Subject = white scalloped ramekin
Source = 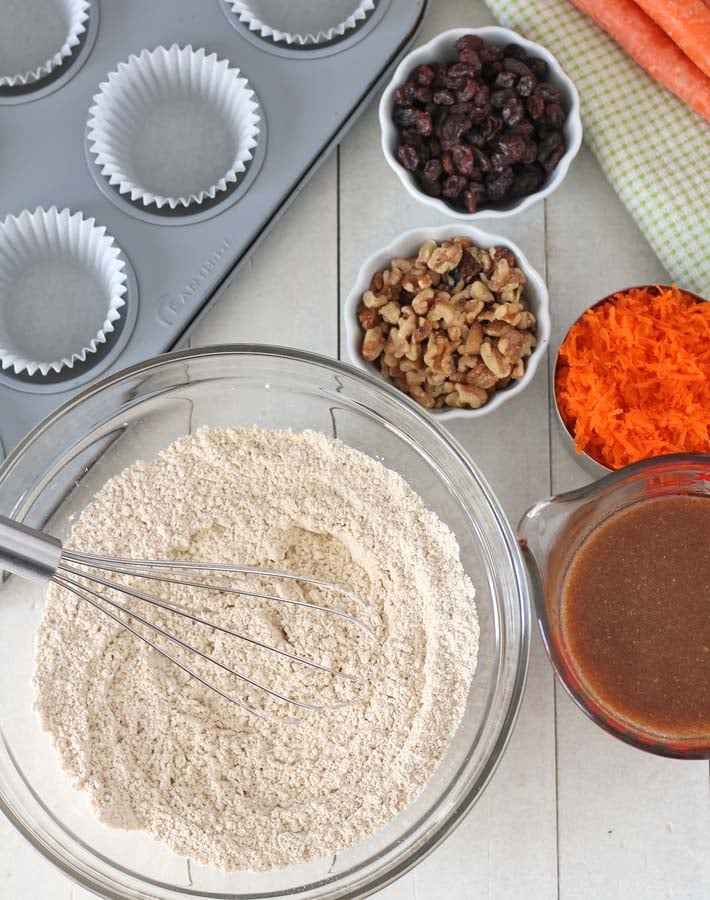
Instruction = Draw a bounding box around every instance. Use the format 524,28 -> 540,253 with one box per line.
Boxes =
228,0 -> 375,46
379,26 -> 582,220
343,224 -> 550,420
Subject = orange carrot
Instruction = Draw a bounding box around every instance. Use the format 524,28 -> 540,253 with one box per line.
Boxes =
556,286 -> 710,470
568,0 -> 710,122
634,0 -> 710,79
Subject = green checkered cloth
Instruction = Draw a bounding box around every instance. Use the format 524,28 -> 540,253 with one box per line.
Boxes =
484,0 -> 710,296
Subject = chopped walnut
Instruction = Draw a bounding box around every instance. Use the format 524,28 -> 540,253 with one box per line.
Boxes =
380,301 -> 401,325
362,327 -> 385,361
358,303 -> 381,331
358,239 -> 537,410
427,241 -> 463,274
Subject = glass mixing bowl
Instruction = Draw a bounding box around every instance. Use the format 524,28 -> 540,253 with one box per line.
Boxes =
0,346 -> 529,900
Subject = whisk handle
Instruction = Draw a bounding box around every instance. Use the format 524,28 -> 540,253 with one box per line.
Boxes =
0,516 -> 62,584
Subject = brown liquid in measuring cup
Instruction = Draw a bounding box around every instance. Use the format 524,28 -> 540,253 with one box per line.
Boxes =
561,495 -> 710,739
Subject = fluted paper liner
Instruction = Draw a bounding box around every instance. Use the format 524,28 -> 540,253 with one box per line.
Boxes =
228,0 -> 376,46
0,0 -> 90,88
87,45 -> 260,210
0,208 -> 127,377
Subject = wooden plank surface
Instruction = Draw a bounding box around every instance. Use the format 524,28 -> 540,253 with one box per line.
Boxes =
1,1 -> 708,897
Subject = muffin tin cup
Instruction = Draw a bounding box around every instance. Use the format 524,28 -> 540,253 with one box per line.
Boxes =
0,207 -> 127,377
0,0 -> 90,88
87,45 -> 260,210
228,0 -> 376,46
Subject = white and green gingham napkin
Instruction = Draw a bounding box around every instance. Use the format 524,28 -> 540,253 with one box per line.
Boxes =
484,0 -> 710,296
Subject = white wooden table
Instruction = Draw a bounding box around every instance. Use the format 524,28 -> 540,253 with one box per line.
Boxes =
2,2 -> 709,897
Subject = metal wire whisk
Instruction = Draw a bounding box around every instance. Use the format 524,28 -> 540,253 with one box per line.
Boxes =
0,515 -> 375,720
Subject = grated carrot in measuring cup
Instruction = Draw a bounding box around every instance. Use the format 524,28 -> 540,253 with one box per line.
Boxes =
555,285 -> 710,469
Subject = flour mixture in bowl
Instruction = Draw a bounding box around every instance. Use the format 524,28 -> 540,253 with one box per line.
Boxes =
33,427 -> 479,871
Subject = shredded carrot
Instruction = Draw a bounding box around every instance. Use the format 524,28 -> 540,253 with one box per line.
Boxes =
556,285 -> 710,469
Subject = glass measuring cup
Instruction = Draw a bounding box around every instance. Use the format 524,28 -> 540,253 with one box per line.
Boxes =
518,453 -> 710,759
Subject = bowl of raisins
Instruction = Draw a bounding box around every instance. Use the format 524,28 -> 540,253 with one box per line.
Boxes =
380,27 -> 582,218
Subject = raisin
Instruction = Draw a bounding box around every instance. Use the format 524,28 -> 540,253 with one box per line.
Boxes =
456,79 -> 479,102
454,34 -> 485,52
465,128 -> 486,148
473,84 -> 490,106
485,167 -> 514,200
503,57 -> 533,78
526,94 -> 545,120
536,81 -> 562,102
522,137 -> 538,164
440,113 -> 471,144
544,102 -> 565,128
537,129 -> 563,162
442,174 -> 467,199
428,138 -> 442,157
414,111 -> 433,136
448,62 -> 479,81
394,83 -> 416,106
414,86 -> 433,104
400,128 -> 424,147
433,89 -> 455,106
458,48 -> 482,69
503,43 -> 527,60
412,64 -> 436,86
393,107 -> 419,128
507,120 -> 535,136
491,88 -> 514,109
494,71 -> 517,90
527,57 -> 548,79
516,74 -> 537,97
501,96 -> 524,126
423,158 -> 443,181
452,144 -> 475,175
511,169 -> 543,197
441,149 -> 456,175
482,62 -> 503,82
420,178 -> 442,197
469,102 -> 492,124
496,133 -> 526,162
479,45 -> 503,64
480,114 -> 502,142
463,182 -> 487,213
472,147 -> 492,172
490,149 -> 514,170
449,101 -> 475,116
542,143 -> 565,173
397,144 -> 420,172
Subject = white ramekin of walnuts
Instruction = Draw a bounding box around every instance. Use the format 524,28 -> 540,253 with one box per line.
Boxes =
343,225 -> 550,418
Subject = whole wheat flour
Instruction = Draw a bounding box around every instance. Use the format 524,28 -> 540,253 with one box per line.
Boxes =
33,427 -> 479,871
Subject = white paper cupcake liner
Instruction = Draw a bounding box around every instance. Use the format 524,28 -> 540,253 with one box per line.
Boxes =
0,0 -> 90,88
87,45 -> 260,210
229,0 -> 376,46
0,207 -> 127,377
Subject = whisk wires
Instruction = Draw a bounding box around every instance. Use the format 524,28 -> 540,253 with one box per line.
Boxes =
53,552 -> 376,722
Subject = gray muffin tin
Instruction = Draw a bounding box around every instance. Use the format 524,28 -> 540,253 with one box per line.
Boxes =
0,0 -> 428,461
